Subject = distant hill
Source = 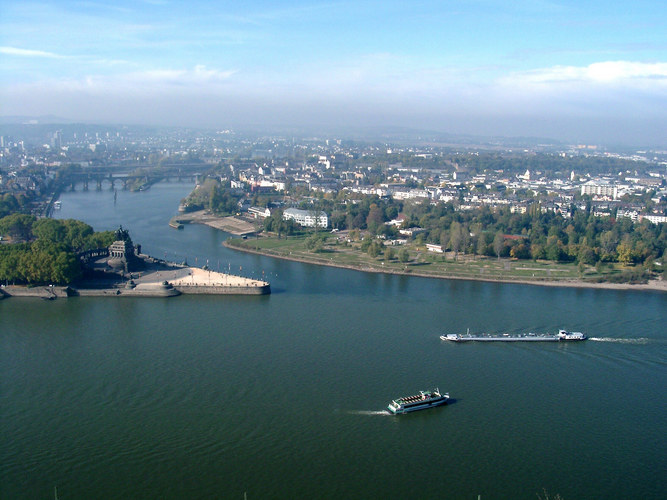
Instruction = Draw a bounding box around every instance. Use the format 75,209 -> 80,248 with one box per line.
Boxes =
0,117 -> 564,150
0,115 -> 77,125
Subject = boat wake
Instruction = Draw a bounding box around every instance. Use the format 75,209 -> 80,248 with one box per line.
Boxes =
589,337 -> 651,344
348,410 -> 391,416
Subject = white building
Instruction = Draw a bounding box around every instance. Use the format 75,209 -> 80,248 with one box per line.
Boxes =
399,227 -> 427,237
248,206 -> 271,219
391,188 -> 430,200
581,183 -> 618,200
618,209 -> 639,221
640,214 -> 667,224
283,208 -> 328,228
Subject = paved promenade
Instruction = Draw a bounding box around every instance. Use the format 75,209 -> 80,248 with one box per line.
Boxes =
135,266 -> 268,288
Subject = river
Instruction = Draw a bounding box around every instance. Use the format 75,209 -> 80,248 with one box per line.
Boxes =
1,181 -> 665,499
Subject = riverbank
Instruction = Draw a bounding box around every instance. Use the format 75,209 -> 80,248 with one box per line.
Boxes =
170,210 -> 257,235
225,237 -> 667,293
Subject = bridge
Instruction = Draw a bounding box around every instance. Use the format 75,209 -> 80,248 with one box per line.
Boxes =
59,163 -> 205,192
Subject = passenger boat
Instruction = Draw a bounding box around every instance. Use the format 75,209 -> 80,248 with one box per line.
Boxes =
387,388 -> 449,414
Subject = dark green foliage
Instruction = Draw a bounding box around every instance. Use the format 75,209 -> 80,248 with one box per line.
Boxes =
0,216 -> 116,285
209,184 -> 242,214
304,233 -> 326,252
263,210 -> 297,237
0,213 -> 36,240
0,193 -> 28,218
590,268 -> 651,284
182,178 -> 242,215
367,239 -> 383,258
308,196 -> 665,265
0,240 -> 82,285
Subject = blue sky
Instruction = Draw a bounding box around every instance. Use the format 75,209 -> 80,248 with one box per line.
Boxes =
1,0 -> 665,145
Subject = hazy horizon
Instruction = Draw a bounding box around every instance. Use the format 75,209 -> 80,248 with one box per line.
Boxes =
1,1 -> 665,147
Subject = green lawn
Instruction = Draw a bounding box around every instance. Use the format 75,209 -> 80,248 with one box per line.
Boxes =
226,234 -> 620,283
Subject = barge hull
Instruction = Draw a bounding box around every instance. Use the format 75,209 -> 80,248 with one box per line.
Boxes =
441,330 -> 587,342
453,336 -> 559,342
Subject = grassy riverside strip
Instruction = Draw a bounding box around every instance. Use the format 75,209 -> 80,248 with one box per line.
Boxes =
225,233 -> 667,292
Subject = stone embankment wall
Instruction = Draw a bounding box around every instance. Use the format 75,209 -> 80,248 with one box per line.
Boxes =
73,287 -> 181,298
1,283 -> 270,298
1,285 -> 70,298
175,284 -> 270,295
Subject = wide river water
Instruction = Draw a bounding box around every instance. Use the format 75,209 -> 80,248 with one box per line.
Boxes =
2,181 -> 666,499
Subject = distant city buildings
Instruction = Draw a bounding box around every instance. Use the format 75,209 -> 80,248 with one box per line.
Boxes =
0,123 -> 665,224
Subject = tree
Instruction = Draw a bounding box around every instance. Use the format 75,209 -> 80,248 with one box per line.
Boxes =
493,231 -> 504,260
366,203 -> 385,234
367,240 -> 382,258
616,240 -> 634,265
578,260 -> 586,276
439,230 -> 448,248
0,193 -> 21,218
599,230 -> 618,261
0,214 -> 36,241
305,234 -> 324,252
595,260 -> 604,274
385,205 -> 398,221
32,218 -> 67,243
62,219 -> 95,250
643,255 -> 655,272
398,248 -> 409,263
530,242 -> 545,260
578,245 -> 597,265
509,243 -> 530,260
545,235 -> 560,261
476,234 -> 487,258
449,222 -> 463,261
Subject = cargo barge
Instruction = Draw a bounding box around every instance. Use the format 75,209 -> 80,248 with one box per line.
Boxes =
440,329 -> 587,342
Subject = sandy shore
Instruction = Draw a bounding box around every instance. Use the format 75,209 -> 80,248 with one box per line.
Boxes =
225,241 -> 667,293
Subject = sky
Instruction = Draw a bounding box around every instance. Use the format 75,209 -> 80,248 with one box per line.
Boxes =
0,0 -> 665,146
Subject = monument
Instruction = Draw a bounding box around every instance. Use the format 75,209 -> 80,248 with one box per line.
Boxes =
107,226 -> 142,274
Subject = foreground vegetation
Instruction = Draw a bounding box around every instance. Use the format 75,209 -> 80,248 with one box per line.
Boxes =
0,215 -> 116,285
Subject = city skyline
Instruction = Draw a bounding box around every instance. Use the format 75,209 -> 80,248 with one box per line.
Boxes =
1,0 -> 665,146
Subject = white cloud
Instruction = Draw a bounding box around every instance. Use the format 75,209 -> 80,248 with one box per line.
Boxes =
118,65 -> 237,88
503,61 -> 667,86
0,46 -> 66,58
6,65 -> 238,95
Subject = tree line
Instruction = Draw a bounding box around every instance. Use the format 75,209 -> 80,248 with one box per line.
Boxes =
0,215 -> 116,285
0,192 -> 33,219
181,178 -> 243,215
286,196 -> 666,267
